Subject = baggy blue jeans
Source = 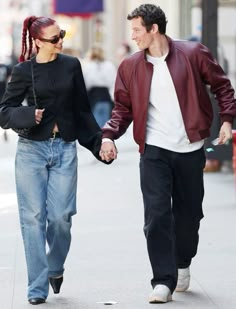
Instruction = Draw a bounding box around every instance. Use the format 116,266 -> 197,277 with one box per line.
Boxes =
15,137 -> 78,300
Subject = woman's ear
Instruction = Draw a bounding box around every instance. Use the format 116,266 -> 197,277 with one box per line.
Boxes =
35,39 -> 41,49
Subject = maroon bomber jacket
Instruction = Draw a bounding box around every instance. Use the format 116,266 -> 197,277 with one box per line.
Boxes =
102,36 -> 236,153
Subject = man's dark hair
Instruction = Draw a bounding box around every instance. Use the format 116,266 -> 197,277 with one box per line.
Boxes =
127,4 -> 168,34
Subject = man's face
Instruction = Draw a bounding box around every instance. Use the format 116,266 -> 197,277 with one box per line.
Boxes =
130,17 -> 153,50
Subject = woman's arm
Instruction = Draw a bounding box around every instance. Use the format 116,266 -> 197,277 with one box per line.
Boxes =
0,64 -> 36,129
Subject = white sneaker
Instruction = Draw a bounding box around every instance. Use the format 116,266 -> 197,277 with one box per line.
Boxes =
149,284 -> 172,303
175,267 -> 190,292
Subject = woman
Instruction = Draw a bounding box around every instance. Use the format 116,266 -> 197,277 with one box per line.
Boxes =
0,16 -> 106,305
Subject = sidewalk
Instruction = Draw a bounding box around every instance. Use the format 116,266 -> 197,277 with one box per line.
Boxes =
0,130 -> 236,308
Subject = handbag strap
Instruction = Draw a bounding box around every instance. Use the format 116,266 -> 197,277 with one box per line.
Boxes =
30,59 -> 37,107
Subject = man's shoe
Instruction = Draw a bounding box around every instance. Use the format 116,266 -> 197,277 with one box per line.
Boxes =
28,298 -> 45,305
149,284 -> 172,303
49,276 -> 63,294
175,267 -> 190,292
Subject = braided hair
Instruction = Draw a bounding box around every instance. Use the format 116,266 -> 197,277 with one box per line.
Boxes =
19,16 -> 56,62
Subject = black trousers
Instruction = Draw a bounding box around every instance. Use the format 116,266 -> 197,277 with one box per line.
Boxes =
139,145 -> 205,293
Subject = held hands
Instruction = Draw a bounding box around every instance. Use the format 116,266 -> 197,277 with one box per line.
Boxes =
99,141 -> 118,162
35,108 -> 45,125
217,122 -> 232,145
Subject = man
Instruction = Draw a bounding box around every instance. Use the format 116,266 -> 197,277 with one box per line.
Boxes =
99,4 -> 236,304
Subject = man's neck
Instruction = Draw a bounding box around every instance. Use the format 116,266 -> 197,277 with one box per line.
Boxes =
147,35 -> 169,58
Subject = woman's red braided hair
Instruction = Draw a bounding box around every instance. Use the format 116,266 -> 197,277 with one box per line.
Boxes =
19,16 -> 56,62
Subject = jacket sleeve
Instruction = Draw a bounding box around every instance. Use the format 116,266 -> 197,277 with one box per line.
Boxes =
0,64 -> 36,129
102,61 -> 133,140
197,43 -> 236,123
73,57 -> 111,164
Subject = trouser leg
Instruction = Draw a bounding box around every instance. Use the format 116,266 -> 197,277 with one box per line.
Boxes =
46,140 -> 77,278
172,147 -> 205,268
15,138 -> 49,300
140,145 -> 177,293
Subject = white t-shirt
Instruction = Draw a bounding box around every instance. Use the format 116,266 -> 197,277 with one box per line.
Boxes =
146,53 -> 204,153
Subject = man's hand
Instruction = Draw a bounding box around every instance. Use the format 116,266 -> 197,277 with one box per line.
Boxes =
35,108 -> 45,125
99,141 -> 118,162
218,121 -> 232,145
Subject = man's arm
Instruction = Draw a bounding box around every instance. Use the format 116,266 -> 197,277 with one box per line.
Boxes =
198,43 -> 236,125
100,61 -> 133,161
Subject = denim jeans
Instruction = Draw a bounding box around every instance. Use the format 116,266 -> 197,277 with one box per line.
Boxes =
92,101 -> 111,127
15,137 -> 78,300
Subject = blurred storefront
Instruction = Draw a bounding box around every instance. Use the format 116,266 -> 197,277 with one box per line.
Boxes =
0,0 -> 50,65
191,0 -> 236,89
0,0 -> 183,65
0,0 -> 235,89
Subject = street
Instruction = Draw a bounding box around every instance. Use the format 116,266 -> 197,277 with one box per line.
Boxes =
0,129 -> 236,309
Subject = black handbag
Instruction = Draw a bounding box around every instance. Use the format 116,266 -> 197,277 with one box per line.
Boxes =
12,60 -> 37,134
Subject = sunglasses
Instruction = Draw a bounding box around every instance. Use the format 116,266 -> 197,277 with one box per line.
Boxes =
39,30 -> 66,44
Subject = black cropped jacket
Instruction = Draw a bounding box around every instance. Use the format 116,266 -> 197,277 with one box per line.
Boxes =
0,54 -> 104,161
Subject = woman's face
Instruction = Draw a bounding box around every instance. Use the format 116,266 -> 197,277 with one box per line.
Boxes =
36,23 -> 64,53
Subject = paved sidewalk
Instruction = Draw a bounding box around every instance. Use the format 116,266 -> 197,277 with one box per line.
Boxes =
0,130 -> 236,308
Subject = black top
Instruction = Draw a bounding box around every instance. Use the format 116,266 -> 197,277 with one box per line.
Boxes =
0,54 -> 104,160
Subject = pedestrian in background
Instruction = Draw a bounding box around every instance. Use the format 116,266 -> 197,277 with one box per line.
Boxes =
0,61 -> 12,141
0,63 -> 11,101
116,41 -> 132,66
99,4 -> 236,304
0,16 -> 105,305
83,45 -> 116,127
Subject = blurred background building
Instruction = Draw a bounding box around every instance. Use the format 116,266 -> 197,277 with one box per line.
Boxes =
0,0 -> 235,85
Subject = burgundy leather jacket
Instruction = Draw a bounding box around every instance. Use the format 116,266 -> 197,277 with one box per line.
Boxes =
103,36 -> 236,153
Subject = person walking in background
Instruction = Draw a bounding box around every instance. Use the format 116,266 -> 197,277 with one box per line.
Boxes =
83,45 -> 116,127
0,63 -> 11,102
116,41 -> 132,66
0,16 -> 106,305
99,4 -> 236,304
0,61 -> 12,141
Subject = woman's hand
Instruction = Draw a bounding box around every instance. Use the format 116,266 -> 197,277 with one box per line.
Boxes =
35,108 -> 45,124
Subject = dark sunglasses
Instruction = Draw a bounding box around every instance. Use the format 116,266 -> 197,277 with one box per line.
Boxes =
39,30 -> 66,44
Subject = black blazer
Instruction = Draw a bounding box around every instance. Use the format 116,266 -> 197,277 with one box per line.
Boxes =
0,54 -> 106,161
